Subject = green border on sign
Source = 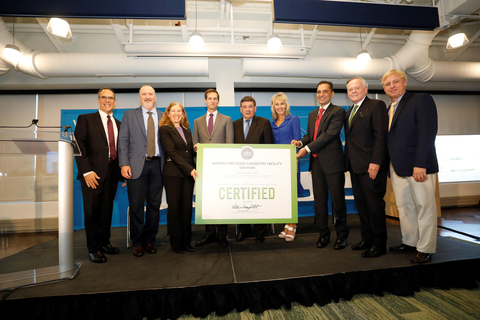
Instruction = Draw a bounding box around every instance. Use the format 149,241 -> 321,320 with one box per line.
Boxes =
195,144 -> 298,224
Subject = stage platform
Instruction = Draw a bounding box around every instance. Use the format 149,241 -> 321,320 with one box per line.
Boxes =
1,215 -> 479,320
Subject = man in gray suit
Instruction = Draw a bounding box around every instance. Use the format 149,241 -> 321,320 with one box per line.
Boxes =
193,88 -> 234,247
118,85 -> 165,257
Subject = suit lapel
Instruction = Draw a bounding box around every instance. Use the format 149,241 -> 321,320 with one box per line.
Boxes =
317,106 -> 332,138
134,107 -> 147,139
171,126 -> 187,146
349,97 -> 369,130
211,113 -> 222,137
198,114 -> 210,137
93,111 -> 108,145
391,91 -> 410,129
308,109 -> 318,138
245,116 -> 257,141
184,127 -> 193,147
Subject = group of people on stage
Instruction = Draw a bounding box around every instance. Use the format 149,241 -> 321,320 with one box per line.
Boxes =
75,68 -> 439,265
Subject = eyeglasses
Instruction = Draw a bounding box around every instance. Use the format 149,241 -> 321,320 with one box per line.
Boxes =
383,79 -> 402,87
100,96 -> 115,101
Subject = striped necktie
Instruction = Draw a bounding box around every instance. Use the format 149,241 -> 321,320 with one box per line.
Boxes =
348,105 -> 358,127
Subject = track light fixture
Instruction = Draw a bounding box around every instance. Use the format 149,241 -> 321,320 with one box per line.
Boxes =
188,32 -> 205,52
356,28 -> 372,66
47,18 -> 72,39
446,33 -> 469,50
267,34 -> 283,53
188,0 -> 205,52
357,49 -> 372,65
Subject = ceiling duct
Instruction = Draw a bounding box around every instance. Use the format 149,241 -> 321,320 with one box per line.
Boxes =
243,30 -> 480,83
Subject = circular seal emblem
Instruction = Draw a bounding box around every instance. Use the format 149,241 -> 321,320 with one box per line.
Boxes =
240,146 -> 254,160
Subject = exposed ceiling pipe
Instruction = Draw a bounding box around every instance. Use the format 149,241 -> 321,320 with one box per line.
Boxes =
0,19 -> 208,79
0,19 -> 33,74
388,30 -> 440,82
0,21 -> 13,74
1,17 -> 478,82
243,30 -> 480,82
242,56 -> 392,79
15,52 -> 209,79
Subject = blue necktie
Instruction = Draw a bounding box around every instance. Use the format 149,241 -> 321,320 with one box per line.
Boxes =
244,119 -> 251,139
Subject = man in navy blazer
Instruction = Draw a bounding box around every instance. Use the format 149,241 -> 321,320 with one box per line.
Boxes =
75,88 -> 124,263
382,69 -> 439,264
118,85 -> 165,257
293,81 -> 349,250
233,96 -> 274,243
345,77 -> 389,258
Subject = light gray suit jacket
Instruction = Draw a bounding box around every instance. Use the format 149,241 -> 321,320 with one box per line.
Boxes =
118,106 -> 165,180
192,112 -> 234,144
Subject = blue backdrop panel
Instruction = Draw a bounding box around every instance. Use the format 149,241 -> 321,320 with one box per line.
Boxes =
273,0 -> 439,31
62,105 -> 355,230
0,0 -> 185,20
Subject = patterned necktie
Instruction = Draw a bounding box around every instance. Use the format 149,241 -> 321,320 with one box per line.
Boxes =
348,104 -> 359,127
107,115 -> 117,160
244,119 -> 251,140
388,101 -> 399,131
147,111 -> 155,157
312,108 -> 325,158
208,113 -> 214,135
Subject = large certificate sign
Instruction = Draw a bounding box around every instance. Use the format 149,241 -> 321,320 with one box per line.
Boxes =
195,144 -> 297,224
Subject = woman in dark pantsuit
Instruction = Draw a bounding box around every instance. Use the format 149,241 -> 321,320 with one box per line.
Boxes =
159,102 -> 198,254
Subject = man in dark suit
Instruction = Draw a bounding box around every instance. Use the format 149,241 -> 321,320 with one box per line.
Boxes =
292,81 -> 349,250
118,85 -> 165,258
345,77 -> 389,258
382,69 -> 439,264
75,88 -> 123,263
233,96 -> 274,243
192,89 -> 234,247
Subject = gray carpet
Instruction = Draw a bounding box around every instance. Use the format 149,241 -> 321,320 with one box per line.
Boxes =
173,286 -> 480,320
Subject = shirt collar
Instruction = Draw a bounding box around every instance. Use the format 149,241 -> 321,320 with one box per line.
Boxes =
99,109 -> 113,118
207,110 -> 218,117
392,92 -> 406,104
142,106 -> 156,114
319,102 -> 331,111
354,96 -> 367,108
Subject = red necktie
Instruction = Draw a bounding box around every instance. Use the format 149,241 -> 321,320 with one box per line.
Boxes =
107,115 -> 117,160
208,113 -> 214,135
312,108 -> 325,158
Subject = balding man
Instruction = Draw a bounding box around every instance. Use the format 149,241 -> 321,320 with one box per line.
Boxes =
345,77 -> 389,258
118,85 -> 165,258
75,88 -> 124,263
